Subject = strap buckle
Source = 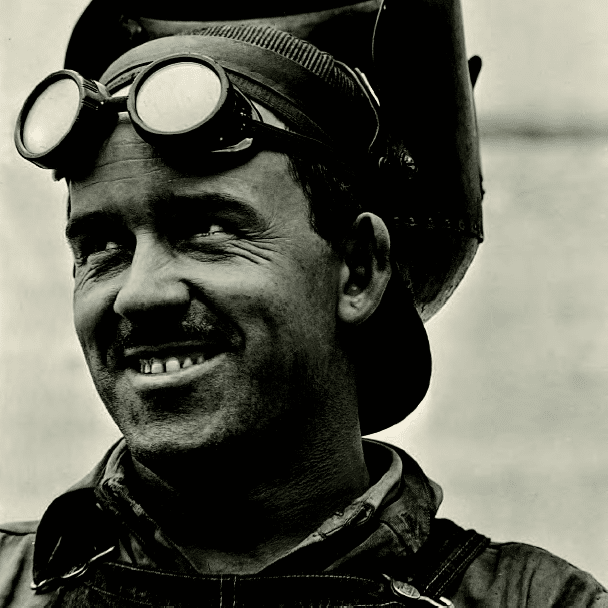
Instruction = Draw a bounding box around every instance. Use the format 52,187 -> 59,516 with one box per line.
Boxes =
384,575 -> 455,606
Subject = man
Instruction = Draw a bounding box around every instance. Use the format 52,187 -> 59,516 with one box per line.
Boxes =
2,1 -> 606,606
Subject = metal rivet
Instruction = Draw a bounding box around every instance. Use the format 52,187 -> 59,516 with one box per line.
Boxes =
391,579 -> 421,599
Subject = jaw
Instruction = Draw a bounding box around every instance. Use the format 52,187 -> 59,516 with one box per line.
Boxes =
90,346 -> 290,460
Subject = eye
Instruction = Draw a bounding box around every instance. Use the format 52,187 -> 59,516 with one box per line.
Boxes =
74,237 -> 130,266
98,241 -> 121,252
88,239 -> 124,256
191,224 -> 226,239
185,223 -> 235,246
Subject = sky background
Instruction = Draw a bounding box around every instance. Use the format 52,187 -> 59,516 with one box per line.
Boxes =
1,0 -> 607,581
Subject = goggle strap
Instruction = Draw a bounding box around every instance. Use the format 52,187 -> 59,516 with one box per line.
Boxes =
249,122 -> 357,170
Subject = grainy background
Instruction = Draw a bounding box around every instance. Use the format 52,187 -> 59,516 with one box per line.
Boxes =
1,0 -> 607,581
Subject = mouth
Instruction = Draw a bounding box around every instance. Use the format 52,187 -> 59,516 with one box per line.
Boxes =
139,354 -> 206,375
123,342 -> 222,376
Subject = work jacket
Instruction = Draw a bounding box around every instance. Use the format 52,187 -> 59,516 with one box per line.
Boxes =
0,439 -> 606,606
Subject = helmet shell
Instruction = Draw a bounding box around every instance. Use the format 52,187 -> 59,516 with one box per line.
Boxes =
64,0 -> 483,322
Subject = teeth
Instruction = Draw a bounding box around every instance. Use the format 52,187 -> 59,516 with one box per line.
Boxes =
138,355 -> 205,374
165,358 -> 180,373
151,361 -> 165,374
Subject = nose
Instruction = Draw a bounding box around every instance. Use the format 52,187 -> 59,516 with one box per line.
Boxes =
113,235 -> 190,321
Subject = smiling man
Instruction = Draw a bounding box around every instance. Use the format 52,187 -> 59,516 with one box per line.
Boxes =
67,114 -> 380,576
2,1 -> 607,607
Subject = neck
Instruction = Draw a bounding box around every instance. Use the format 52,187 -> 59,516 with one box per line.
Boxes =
129,407 -> 369,574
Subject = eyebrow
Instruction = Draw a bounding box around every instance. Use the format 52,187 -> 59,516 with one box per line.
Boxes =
65,191 -> 269,242
65,210 -> 124,243
160,191 -> 268,231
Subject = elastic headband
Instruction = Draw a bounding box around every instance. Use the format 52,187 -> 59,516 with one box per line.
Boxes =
100,29 -> 379,161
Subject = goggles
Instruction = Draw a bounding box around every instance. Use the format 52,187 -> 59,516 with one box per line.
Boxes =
15,53 -> 338,174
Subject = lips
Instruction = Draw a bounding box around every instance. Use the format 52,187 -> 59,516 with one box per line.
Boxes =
123,341 -> 221,375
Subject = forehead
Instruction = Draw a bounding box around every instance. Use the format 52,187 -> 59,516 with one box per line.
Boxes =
68,116 -> 310,226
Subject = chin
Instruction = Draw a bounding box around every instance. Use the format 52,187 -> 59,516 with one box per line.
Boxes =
119,410 -> 246,469
108,386 -> 281,458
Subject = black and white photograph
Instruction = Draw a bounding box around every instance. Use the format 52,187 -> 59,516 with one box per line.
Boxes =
1,0 -> 606,605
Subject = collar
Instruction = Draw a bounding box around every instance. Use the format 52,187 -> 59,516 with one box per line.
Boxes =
32,438 -> 442,589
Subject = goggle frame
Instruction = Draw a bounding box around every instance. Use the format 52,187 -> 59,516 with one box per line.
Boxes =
15,53 -> 342,175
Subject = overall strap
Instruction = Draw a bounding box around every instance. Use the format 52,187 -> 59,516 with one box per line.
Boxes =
388,518 -> 491,606
416,518 -> 490,598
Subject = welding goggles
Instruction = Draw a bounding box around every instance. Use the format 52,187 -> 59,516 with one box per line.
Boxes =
14,52 -> 336,173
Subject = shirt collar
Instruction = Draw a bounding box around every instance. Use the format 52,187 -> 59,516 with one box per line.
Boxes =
33,438 -> 443,585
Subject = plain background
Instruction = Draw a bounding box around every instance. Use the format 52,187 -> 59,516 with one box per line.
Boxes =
1,0 -> 607,581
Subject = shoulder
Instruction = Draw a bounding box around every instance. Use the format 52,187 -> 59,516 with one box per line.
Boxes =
0,521 -> 47,607
0,520 -> 38,536
455,540 -> 608,607
0,520 -> 38,564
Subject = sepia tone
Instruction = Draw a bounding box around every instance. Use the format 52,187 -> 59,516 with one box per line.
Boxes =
1,0 -> 606,583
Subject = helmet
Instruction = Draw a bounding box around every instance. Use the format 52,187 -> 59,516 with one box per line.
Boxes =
58,0 -> 483,431
64,0 -> 484,322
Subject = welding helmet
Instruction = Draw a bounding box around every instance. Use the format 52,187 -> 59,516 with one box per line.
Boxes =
16,0 -> 484,432
61,0 -> 484,322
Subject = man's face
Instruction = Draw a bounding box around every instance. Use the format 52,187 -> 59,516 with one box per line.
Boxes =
68,118 -> 347,464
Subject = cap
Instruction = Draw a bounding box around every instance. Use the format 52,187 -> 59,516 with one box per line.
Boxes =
94,24 -> 433,433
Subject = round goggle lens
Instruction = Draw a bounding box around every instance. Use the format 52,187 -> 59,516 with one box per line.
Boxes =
22,77 -> 81,154
135,62 -> 222,133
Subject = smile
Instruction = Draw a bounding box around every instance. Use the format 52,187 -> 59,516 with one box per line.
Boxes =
125,351 -> 228,393
139,355 -> 206,375
122,341 -> 225,379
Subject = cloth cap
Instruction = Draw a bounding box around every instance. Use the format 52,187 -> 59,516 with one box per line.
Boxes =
100,25 -> 378,164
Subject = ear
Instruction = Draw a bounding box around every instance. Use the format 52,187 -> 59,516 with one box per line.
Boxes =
338,213 -> 392,325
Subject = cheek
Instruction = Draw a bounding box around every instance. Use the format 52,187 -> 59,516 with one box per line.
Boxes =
73,280 -> 120,357
227,256 -> 340,348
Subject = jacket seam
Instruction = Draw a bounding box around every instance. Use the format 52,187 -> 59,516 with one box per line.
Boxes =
87,582 -> 157,606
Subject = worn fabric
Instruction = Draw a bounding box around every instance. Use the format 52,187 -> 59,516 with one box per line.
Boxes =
1,439 -> 606,606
